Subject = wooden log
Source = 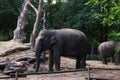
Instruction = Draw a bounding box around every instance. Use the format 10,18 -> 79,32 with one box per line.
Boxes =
3,61 -> 27,75
0,46 -> 30,56
0,63 -> 6,71
85,77 -> 112,80
16,57 -> 36,64
10,68 -> 87,77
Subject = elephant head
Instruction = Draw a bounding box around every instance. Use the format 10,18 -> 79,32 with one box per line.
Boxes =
34,30 -> 57,72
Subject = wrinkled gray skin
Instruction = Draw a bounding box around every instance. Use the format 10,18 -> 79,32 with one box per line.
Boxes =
35,29 -> 88,72
98,41 -> 120,65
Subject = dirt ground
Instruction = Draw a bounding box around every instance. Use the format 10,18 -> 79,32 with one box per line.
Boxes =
0,41 -> 120,80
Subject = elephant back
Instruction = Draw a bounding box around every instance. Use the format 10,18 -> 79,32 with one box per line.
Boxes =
98,41 -> 119,56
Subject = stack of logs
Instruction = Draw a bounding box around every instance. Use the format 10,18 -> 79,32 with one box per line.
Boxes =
0,56 -> 48,75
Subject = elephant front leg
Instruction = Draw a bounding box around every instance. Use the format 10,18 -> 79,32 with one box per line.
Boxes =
80,56 -> 86,68
76,55 -> 86,69
40,52 -> 46,63
52,45 -> 61,71
49,53 -> 54,71
54,53 -> 60,71
35,52 -> 41,72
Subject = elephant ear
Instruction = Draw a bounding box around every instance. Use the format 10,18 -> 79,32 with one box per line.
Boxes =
50,36 -> 57,45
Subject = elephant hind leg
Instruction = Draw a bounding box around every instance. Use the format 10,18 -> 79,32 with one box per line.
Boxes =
102,57 -> 107,65
76,56 -> 86,69
76,54 -> 86,69
76,57 -> 81,69
80,57 -> 86,68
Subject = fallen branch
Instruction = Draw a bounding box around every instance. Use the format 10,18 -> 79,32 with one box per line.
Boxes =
0,46 -> 30,57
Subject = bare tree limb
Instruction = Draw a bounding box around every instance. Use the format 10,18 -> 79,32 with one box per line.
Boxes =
30,0 -> 43,50
28,1 -> 38,14
43,9 -> 47,29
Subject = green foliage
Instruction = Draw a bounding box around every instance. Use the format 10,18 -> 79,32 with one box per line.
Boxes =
0,0 -> 23,41
53,0 -> 108,43
85,0 -> 120,42
43,0 -> 115,44
0,34 -> 11,41
1,0 -> 120,43
115,46 -> 120,52
0,0 -> 37,41
86,0 -> 120,26
109,31 -> 120,52
108,31 -> 120,41
86,54 -> 102,60
44,1 -> 62,29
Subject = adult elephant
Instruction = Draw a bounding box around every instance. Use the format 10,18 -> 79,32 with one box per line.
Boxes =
34,28 -> 88,72
98,41 -> 120,65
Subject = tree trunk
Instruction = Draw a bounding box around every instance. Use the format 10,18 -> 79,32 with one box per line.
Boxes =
13,0 -> 29,42
43,9 -> 47,29
30,0 -> 43,50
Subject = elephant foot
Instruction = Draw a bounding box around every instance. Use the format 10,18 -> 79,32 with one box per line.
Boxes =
76,65 -> 86,69
80,65 -> 86,69
55,68 -> 60,71
48,69 -> 54,72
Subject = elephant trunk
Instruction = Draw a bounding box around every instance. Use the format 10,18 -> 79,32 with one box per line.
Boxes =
35,39 -> 43,72
35,51 -> 41,72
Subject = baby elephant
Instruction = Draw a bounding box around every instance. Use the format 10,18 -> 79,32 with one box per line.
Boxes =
98,41 -> 120,65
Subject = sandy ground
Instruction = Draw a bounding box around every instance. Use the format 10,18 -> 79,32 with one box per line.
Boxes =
0,41 -> 120,80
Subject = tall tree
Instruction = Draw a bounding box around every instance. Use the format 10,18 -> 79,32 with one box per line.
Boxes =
13,0 -> 29,42
86,0 -> 120,41
30,0 -> 43,50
